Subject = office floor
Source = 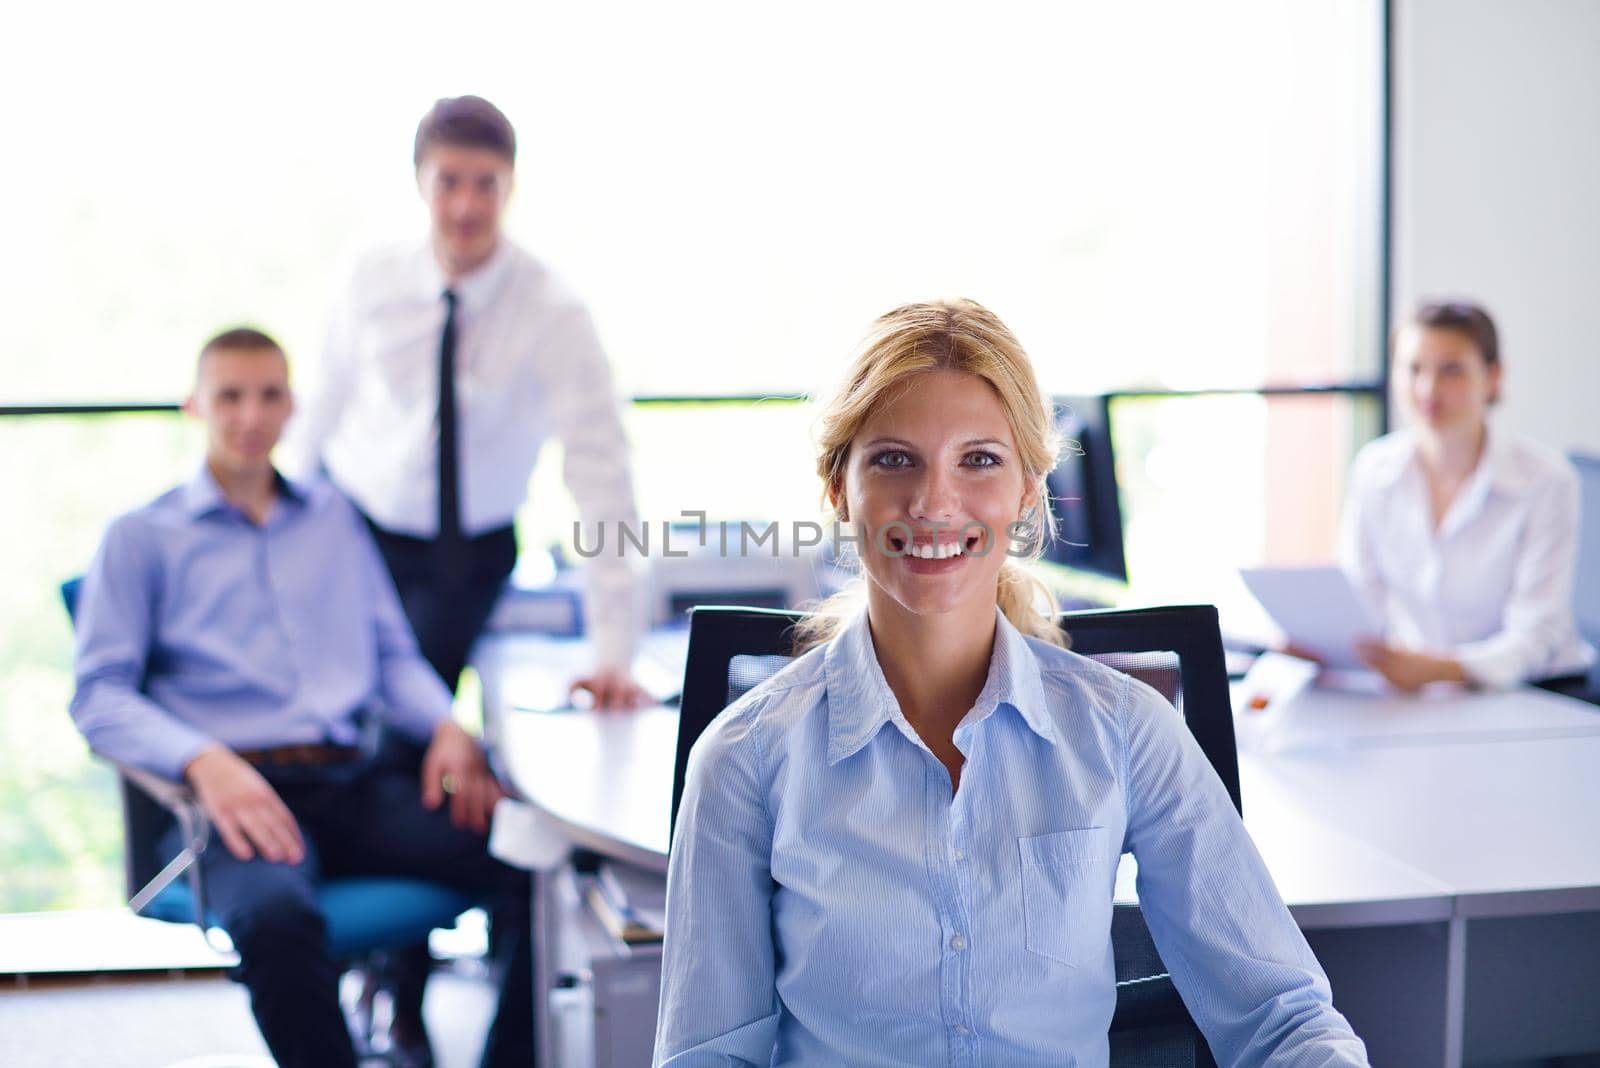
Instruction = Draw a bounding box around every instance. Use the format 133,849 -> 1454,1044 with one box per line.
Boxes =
0,966 -> 496,1068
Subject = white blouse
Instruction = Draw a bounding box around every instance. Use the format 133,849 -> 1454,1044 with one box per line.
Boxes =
1339,428 -> 1594,689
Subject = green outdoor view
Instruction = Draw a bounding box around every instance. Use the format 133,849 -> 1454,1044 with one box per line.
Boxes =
1,415 -> 194,911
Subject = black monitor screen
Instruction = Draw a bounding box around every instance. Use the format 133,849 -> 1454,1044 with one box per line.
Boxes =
1042,395 -> 1127,581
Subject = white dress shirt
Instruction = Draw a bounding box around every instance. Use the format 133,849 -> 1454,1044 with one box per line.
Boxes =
1339,427 -> 1594,690
283,238 -> 642,667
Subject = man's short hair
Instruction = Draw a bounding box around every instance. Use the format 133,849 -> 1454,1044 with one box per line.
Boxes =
198,326 -> 286,369
414,96 -> 517,168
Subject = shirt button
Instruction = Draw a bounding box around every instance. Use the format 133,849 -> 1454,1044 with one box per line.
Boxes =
950,933 -> 967,951
954,1024 -> 971,1036
952,848 -> 966,861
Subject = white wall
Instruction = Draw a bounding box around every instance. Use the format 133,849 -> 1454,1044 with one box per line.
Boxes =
1393,0 -> 1600,454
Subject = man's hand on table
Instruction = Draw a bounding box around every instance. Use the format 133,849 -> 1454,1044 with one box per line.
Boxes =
421,719 -> 506,834
184,746 -> 306,865
570,666 -> 652,711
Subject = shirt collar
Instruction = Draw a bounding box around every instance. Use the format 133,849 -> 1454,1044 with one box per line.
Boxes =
1479,428 -> 1532,496
1377,426 -> 1531,498
414,236 -> 514,311
181,463 -> 309,519
822,605 -> 1055,765
1366,429 -> 1421,490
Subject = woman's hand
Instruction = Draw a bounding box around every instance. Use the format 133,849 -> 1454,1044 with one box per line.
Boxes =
571,667 -> 653,711
1354,637 -> 1467,692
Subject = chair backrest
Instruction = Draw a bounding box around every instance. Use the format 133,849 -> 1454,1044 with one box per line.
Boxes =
1061,605 -> 1229,1066
1057,604 -> 1240,815
59,576 -> 175,899
1572,453 -> 1600,664
673,606 -> 805,837
673,603 -> 1240,837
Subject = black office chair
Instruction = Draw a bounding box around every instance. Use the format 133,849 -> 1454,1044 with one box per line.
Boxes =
60,576 -> 475,1064
673,604 -> 1236,1068
1569,453 -> 1600,703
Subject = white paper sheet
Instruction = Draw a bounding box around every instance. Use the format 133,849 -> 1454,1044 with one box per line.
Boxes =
1239,565 -> 1382,671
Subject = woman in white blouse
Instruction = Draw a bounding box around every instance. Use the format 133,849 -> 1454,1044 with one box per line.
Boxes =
1340,300 -> 1593,692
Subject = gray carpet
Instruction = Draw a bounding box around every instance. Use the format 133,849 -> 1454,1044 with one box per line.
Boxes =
0,967 -> 496,1068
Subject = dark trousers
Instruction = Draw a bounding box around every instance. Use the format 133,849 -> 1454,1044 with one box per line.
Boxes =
362,517 -> 525,1057
365,518 -> 519,692
167,760 -> 533,1068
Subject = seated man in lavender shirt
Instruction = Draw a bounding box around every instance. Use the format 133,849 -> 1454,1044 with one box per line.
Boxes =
69,327 -> 531,1068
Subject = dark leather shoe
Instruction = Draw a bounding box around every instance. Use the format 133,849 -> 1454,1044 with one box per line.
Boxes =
388,1010 -> 435,1068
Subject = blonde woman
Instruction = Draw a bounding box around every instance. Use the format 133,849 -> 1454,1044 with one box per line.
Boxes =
655,301 -> 1367,1066
1341,300 -> 1593,692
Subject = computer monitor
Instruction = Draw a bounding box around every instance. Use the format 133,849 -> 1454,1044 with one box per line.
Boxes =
1042,394 -> 1127,581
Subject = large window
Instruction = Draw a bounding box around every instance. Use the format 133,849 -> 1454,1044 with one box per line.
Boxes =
6,0 -> 1383,401
1,0 -> 1386,912
0,416 -> 195,911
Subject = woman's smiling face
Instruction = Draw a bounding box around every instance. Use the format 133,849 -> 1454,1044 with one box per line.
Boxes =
839,368 -> 1035,623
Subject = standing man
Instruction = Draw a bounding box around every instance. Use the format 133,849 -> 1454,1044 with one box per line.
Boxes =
71,329 -> 531,1068
286,95 -> 647,707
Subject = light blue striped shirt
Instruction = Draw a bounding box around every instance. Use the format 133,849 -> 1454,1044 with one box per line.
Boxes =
655,608 -> 1367,1067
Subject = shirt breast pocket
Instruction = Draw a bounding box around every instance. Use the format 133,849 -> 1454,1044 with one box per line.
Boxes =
1018,828 -> 1113,969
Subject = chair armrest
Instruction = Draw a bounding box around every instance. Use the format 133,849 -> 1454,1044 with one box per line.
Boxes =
115,763 -> 224,949
1111,972 -> 1191,1027
118,761 -> 211,858
119,763 -> 198,814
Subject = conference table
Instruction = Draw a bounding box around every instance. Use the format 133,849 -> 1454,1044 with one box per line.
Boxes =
482,631 -> 1600,1066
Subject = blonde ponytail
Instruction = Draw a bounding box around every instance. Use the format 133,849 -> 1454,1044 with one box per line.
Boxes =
996,562 -> 1068,648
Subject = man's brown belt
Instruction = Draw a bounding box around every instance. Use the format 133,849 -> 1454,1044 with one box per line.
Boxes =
235,743 -> 363,768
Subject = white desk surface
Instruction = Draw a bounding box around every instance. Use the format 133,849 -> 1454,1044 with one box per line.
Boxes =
477,629 -> 691,742
498,703 -> 1454,927
487,637 -> 1598,926
1249,733 -> 1600,915
1241,687 -> 1600,915
499,705 -> 677,875
1239,682 -> 1600,755
1235,757 -> 1453,927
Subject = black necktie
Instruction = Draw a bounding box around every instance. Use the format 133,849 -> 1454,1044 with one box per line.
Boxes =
437,290 -> 463,578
